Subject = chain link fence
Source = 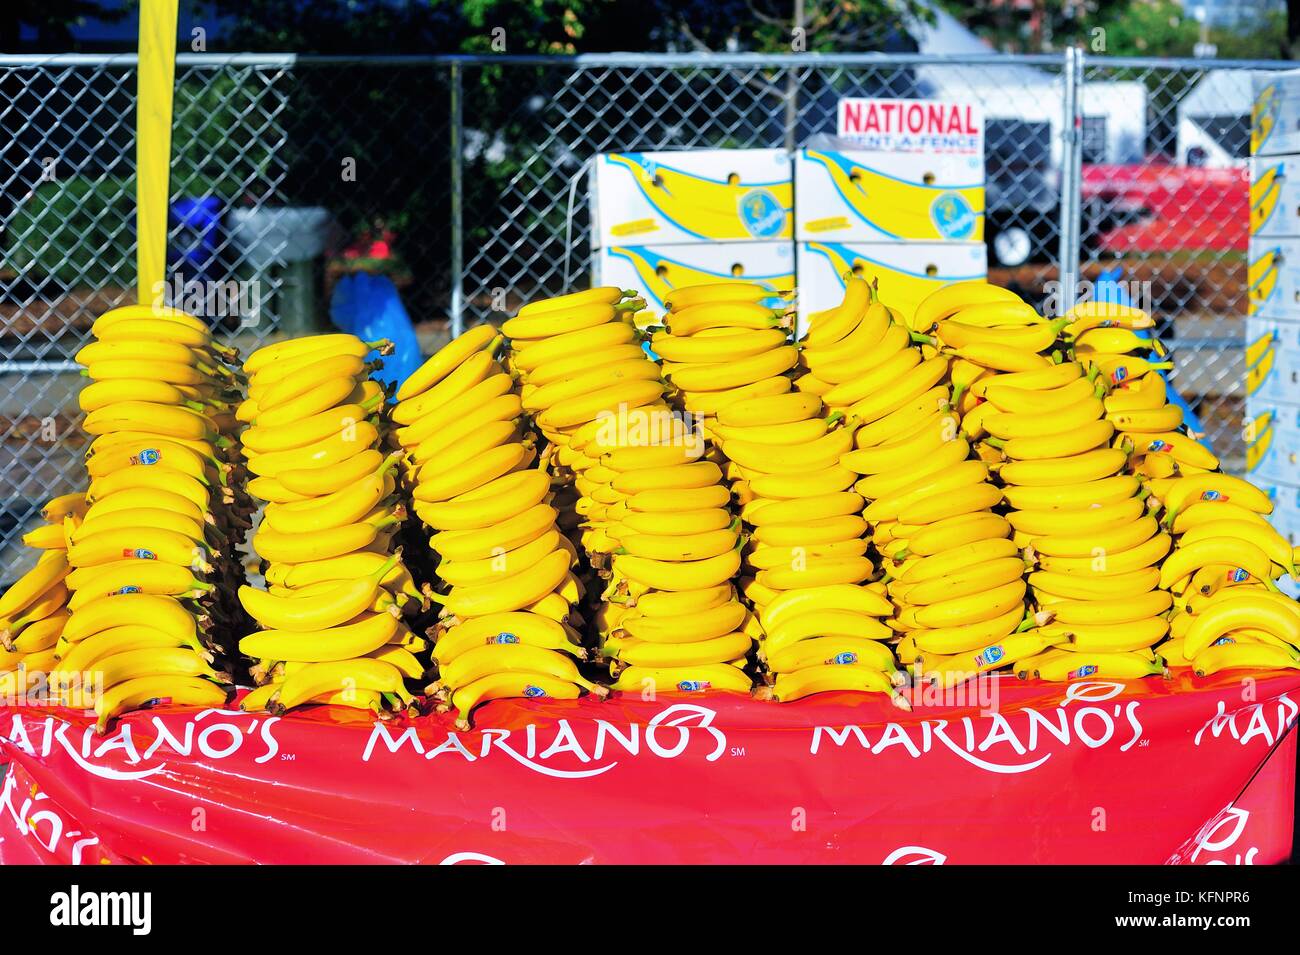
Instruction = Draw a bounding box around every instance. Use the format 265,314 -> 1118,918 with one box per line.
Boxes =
0,51 -> 1291,575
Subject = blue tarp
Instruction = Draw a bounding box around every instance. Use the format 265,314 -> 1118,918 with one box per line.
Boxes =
329,272 -> 422,390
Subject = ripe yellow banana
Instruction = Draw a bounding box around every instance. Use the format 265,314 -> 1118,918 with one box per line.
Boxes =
619,527 -> 739,561
997,447 -> 1127,487
664,301 -> 785,337
93,675 -> 227,732
1160,473 -> 1275,523
666,345 -> 799,393
1002,474 -> 1139,511
445,671 -> 583,729
910,605 -> 1025,655
757,556 -> 874,590
396,323 -> 498,401
1037,532 -> 1171,576
1030,513 -> 1158,558
766,664 -> 903,703
1183,592 -> 1300,657
1192,641 -> 1300,676
607,631 -> 752,668
1158,537 -> 1276,591
619,601 -> 748,644
434,643 -> 596,694
898,579 -> 1026,629
893,512 -> 1011,558
273,659 -> 409,713
431,549 -> 570,618
611,550 -> 741,592
430,503 -> 558,561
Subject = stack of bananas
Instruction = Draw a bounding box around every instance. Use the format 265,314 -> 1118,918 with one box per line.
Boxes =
1154,473 -> 1300,673
667,280 -> 901,703
390,325 -> 603,729
54,305 -> 245,729
236,333 -> 422,717
915,290 -> 1168,681
652,282 -> 798,439
0,508 -> 78,695
810,281 -> 1044,688
506,287 -> 755,696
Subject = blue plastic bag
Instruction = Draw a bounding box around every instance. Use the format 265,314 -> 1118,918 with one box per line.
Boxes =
329,272 -> 422,390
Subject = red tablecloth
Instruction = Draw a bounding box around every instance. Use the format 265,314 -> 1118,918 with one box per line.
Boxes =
1,672 -> 1295,864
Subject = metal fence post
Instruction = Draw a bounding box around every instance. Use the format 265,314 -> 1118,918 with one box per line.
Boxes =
1054,45 -> 1085,314
449,62 -> 465,336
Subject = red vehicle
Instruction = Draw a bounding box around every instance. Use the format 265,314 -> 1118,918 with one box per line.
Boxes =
1081,161 -> 1249,254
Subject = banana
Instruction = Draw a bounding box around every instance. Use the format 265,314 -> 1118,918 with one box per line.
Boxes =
619,601 -> 747,644
444,671 -> 582,728
1193,641 -> 1300,676
894,512 -> 1012,558
935,317 -> 1065,352
985,398 -> 1105,443
1171,501 -> 1274,534
745,492 -> 862,526
912,281 -> 1023,330
245,421 -> 379,478
607,631 -> 752,668
624,484 -> 731,513
752,515 -> 868,547
524,360 -> 662,412
665,301 -> 785,337
750,464 -> 857,499
536,379 -> 668,431
273,659 -> 409,713
1179,520 -> 1297,576
723,426 -> 856,475
1159,473 -> 1275,523
1002,475 -> 1139,511
970,361 -> 1082,398
392,350 -> 502,425
1063,301 -> 1154,335
240,612 -> 402,663
680,375 -> 792,416
525,343 -> 649,387
0,551 -> 68,619
910,605 -> 1025,655
1125,431 -> 1219,470
68,527 -> 211,572
601,442 -> 706,472
895,482 -> 1002,526
74,507 -> 207,546
438,530 -> 564,587
504,301 -> 631,341
1158,537 -> 1276,591
996,419 -> 1114,461
1037,532 -> 1171,576
85,359 -> 209,387
22,523 -> 68,550
619,528 -> 739,561
803,276 -> 871,344
628,584 -> 735,618
434,643 -> 597,693
806,324 -> 912,384
898,579 -> 1026,630
615,508 -> 733,538
612,550 -> 741,592
853,437 -> 971,500
893,557 -> 1026,606
239,554 -> 399,632
1184,593 -> 1300,658
712,416 -> 829,446
92,676 -> 227,732
1044,617 -> 1170,652
842,412 -> 960,474
666,346 -> 799,393
415,469 -> 552,532
253,520 -> 387,565
432,612 -> 581,665
86,465 -> 210,511
82,401 -> 215,442
84,647 -> 217,698
1030,514 -> 1157,558
757,556 -> 874,590
396,324 -> 498,401
511,321 -> 638,373
254,354 -> 367,410
764,636 -> 898,675
997,447 -> 1127,487
864,461 -> 993,523
93,319 -> 210,349
611,461 -> 723,495
820,346 -> 920,408
766,664 -> 903,703
1042,589 -> 1172,625
846,355 -> 951,423
1029,567 -> 1161,600
430,549 -> 570,618
430,504 -> 558,562
852,385 -> 949,447
244,332 -> 365,374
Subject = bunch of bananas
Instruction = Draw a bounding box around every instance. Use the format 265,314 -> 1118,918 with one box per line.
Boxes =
0,528 -> 74,694
54,305 -> 248,729
236,332 -> 422,717
1155,473 -> 1300,673
395,323 -> 604,729
506,286 -> 755,696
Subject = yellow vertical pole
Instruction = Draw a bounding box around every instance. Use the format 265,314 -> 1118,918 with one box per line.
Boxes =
136,0 -> 180,304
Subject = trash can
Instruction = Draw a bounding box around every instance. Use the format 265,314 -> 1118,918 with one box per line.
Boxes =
226,207 -> 332,336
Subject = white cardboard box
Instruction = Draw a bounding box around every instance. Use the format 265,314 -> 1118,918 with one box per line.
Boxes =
794,148 -> 985,242
1250,155 -> 1300,239
1244,316 -> 1300,404
590,150 -> 793,248
1246,237 -> 1300,320
796,241 -> 987,335
1253,69 -> 1300,158
595,241 -> 796,320
1243,399 -> 1300,485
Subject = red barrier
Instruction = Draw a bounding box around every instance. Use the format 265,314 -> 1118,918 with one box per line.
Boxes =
1,672 -> 1295,864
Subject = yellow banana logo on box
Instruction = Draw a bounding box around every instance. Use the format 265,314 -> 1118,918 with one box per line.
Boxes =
1250,162 -> 1283,235
607,246 -> 795,310
805,241 -> 984,325
1252,83 -> 1280,155
803,150 -> 983,241
605,154 -> 792,241
1247,246 -> 1282,316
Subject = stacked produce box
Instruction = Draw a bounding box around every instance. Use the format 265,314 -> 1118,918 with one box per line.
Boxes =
590,149 -> 796,320
794,97 -> 988,334
1248,67 -> 1300,594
